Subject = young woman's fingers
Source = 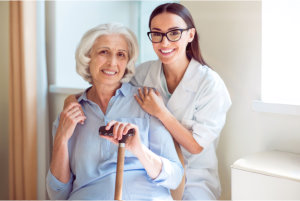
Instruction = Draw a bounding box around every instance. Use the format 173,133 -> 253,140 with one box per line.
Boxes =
73,115 -> 86,125
64,102 -> 81,112
155,89 -> 161,97
138,88 -> 145,100
143,87 -> 149,95
67,111 -> 83,122
134,94 -> 143,105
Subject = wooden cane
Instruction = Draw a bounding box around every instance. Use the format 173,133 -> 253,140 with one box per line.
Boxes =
114,142 -> 125,200
99,126 -> 135,201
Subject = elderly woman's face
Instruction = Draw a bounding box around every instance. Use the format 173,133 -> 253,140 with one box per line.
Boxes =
89,34 -> 129,86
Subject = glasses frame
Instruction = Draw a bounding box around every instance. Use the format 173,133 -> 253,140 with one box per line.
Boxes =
147,28 -> 191,43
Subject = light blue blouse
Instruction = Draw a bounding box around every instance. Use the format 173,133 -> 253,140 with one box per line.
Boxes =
46,83 -> 183,200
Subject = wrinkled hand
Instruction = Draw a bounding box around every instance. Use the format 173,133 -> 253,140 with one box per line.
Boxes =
64,94 -> 86,124
134,87 -> 167,118
55,102 -> 86,142
100,120 -> 142,155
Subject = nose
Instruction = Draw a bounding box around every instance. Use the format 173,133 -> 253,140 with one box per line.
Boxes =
108,55 -> 117,66
161,35 -> 170,46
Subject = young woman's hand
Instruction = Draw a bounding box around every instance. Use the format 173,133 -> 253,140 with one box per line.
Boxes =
64,94 -> 86,124
55,102 -> 86,142
134,87 -> 167,118
100,120 -> 142,155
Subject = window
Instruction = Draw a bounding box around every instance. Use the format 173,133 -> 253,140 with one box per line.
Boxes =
46,1 -> 175,89
262,0 -> 300,105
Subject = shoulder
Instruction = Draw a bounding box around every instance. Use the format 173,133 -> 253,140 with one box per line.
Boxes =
131,60 -> 160,86
135,60 -> 160,76
186,60 -> 231,105
191,60 -> 227,92
184,60 -> 219,90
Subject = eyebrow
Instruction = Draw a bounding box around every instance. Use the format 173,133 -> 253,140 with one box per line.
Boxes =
96,47 -> 128,52
151,26 -> 181,32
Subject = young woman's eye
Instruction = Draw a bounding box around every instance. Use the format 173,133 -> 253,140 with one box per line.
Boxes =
152,32 -> 161,37
169,30 -> 180,36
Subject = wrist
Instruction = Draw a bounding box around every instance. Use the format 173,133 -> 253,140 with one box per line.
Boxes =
54,132 -> 69,147
157,108 -> 171,123
133,144 -> 147,159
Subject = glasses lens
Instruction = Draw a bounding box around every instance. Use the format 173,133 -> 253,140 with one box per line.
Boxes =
167,30 -> 182,42
150,32 -> 162,43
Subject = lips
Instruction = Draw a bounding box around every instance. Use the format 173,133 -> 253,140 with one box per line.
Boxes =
159,48 -> 175,55
102,70 -> 117,75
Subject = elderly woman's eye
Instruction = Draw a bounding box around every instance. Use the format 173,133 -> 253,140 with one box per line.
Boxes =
118,52 -> 126,57
99,50 -> 108,55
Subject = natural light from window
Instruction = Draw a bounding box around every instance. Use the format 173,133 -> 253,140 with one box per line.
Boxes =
262,0 -> 300,105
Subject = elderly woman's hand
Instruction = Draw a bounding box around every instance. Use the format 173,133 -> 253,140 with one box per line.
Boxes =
101,120 -> 142,155
55,102 -> 86,142
100,120 -> 163,179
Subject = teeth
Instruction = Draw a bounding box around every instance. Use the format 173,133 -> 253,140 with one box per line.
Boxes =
103,70 -> 116,75
161,49 -> 173,53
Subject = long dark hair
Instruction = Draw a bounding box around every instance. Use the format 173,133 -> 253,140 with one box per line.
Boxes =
149,3 -> 208,66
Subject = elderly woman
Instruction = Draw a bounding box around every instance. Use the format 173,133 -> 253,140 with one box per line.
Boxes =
46,23 -> 183,200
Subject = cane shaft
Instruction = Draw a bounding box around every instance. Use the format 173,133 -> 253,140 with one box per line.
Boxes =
114,143 -> 125,200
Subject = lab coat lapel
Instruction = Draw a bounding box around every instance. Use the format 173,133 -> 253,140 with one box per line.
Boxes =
166,59 -> 199,118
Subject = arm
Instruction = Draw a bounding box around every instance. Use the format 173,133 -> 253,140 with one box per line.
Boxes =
135,79 -> 231,154
135,88 -> 202,154
159,108 -> 203,154
147,116 -> 184,189
47,103 -> 86,199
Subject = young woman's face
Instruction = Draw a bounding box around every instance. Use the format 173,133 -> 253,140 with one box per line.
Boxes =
150,12 -> 195,66
89,34 -> 129,87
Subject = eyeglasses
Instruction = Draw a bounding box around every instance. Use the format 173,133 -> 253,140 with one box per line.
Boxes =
147,28 -> 191,43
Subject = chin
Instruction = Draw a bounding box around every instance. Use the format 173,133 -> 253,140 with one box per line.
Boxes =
159,56 -> 176,65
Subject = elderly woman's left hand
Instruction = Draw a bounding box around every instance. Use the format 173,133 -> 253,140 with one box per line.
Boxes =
101,120 -> 142,155
134,87 -> 167,118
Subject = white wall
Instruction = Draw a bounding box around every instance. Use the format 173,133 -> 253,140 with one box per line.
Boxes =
182,1 -> 300,199
0,1 -> 9,199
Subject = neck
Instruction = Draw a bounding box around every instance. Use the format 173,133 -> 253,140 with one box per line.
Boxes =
87,83 -> 121,114
163,56 -> 190,81
162,57 -> 190,93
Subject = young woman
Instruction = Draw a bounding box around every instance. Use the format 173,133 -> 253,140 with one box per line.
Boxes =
64,3 -> 231,200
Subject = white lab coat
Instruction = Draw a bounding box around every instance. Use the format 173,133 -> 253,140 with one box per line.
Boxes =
130,58 -> 231,200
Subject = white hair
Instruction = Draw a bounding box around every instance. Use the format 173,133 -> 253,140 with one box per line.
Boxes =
75,23 -> 139,83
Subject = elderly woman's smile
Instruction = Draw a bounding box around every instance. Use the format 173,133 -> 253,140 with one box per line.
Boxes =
89,34 -> 129,86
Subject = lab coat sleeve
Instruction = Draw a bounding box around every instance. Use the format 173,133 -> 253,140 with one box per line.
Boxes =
46,117 -> 74,199
183,72 -> 231,149
148,116 -> 184,189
